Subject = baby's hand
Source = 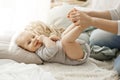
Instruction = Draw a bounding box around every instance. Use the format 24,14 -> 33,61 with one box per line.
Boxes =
49,35 -> 60,42
37,35 -> 46,43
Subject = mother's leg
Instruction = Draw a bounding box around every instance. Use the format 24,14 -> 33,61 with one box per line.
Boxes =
90,29 -> 120,49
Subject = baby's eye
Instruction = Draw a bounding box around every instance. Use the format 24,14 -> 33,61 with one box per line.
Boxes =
28,41 -> 31,45
32,35 -> 35,38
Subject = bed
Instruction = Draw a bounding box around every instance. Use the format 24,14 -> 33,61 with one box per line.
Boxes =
0,58 -> 118,80
0,2 -> 120,80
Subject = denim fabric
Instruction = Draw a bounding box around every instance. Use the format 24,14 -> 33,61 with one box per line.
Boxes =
114,55 -> 120,75
89,29 -> 120,75
90,29 -> 120,49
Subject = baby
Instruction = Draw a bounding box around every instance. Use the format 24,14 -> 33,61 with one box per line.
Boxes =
15,21 -> 90,65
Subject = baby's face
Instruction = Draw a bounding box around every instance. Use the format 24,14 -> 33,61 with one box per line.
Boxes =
16,31 -> 43,52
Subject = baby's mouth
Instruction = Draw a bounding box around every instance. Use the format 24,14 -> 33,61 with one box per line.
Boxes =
35,40 -> 42,47
35,41 -> 40,46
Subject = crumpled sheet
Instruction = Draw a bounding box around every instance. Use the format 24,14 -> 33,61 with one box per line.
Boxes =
90,45 -> 120,60
0,59 -> 55,80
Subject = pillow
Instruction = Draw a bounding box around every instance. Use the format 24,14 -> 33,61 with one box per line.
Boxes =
0,31 -> 43,64
0,30 -> 14,42
47,4 -> 92,28
47,4 -> 78,28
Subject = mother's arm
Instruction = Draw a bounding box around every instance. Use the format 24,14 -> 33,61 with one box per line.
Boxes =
87,3 -> 120,35
86,10 -> 112,20
68,4 -> 120,35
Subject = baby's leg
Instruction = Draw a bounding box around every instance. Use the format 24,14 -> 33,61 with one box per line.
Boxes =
61,23 -> 75,37
61,26 -> 84,60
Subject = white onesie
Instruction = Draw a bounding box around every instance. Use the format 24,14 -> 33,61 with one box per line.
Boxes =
36,39 -> 90,65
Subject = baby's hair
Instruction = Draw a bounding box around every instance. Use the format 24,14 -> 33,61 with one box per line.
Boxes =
9,21 -> 65,52
25,21 -> 65,37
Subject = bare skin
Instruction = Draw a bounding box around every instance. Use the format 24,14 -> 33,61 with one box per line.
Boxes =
61,24 -> 84,60
68,8 -> 118,34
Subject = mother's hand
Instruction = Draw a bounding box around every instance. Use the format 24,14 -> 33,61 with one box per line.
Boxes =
68,8 -> 93,29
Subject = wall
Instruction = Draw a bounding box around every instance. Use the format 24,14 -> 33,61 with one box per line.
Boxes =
0,0 -> 50,31
91,0 -> 120,10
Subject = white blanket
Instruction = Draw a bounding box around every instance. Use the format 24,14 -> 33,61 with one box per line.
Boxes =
0,59 -> 55,80
39,58 -> 119,80
0,58 -> 119,80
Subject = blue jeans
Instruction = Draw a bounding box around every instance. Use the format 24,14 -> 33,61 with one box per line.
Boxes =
89,29 -> 120,74
90,29 -> 120,49
114,55 -> 120,75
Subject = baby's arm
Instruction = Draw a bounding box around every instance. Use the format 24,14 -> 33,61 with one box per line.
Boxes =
37,35 -> 58,61
40,35 -> 56,48
61,23 -> 75,38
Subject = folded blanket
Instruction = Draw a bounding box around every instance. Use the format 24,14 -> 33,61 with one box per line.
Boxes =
90,45 -> 119,60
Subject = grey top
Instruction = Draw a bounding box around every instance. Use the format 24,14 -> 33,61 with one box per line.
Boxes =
36,39 -> 90,65
109,3 -> 120,35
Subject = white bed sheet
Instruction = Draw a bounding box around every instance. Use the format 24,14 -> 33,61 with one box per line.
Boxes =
0,58 -> 119,80
39,58 -> 119,80
0,59 -> 55,80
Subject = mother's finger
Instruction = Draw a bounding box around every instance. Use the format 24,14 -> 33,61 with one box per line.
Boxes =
68,12 -> 79,19
68,17 -> 77,23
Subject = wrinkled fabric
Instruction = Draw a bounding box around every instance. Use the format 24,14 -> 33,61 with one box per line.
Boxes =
90,45 -> 119,60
